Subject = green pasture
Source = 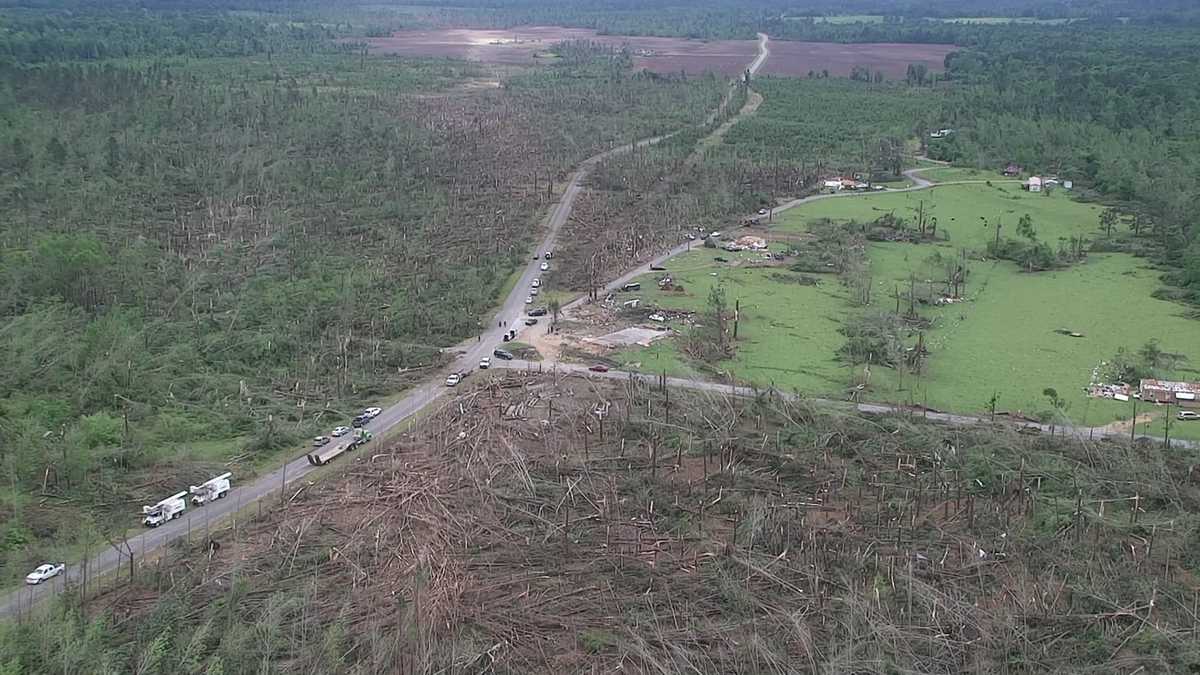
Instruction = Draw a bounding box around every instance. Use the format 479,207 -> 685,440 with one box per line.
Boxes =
613,247 -> 852,394
778,181 -> 1101,250
936,16 -> 1073,24
917,166 -> 1009,183
617,184 -> 1200,438
785,15 -> 888,23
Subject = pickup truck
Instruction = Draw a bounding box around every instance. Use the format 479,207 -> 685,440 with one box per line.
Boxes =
26,563 -> 65,585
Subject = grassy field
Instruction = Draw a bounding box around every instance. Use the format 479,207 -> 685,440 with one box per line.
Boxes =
936,16 -> 1073,24
615,184 -> 1200,438
917,166 -> 1009,183
613,246 -> 852,393
778,181 -> 1099,249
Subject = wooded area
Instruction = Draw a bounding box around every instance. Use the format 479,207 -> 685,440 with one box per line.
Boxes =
0,12 -> 723,577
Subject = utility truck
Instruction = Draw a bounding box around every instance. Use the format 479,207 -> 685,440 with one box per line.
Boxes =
143,492 -> 187,527
189,472 -> 232,505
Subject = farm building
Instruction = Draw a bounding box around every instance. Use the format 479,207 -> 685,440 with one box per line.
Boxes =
1139,379 -> 1200,407
1003,163 -> 1021,177
1027,176 -> 1043,192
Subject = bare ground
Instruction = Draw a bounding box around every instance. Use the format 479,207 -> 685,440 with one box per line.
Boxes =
358,28 -> 955,78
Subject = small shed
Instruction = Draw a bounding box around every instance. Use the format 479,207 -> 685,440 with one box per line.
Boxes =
1027,176 -> 1043,192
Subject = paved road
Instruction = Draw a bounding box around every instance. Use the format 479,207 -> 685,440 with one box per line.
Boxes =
496,360 -> 1195,449
0,31 -> 771,622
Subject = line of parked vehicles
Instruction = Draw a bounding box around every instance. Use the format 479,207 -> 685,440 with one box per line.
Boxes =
139,470 -> 235,531
307,406 -> 382,465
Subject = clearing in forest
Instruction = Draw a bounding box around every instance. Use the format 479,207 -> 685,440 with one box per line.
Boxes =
361,28 -> 956,78
603,183 -> 1200,438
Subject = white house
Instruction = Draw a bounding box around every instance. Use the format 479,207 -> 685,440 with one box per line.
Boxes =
823,179 -> 843,191
1027,176 -> 1043,192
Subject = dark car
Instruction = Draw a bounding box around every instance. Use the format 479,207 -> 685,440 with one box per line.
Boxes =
528,307 -> 548,317
493,348 -> 515,360
649,264 -> 667,271
524,318 -> 538,326
621,282 -> 641,292
352,414 -> 368,427
588,364 -> 610,373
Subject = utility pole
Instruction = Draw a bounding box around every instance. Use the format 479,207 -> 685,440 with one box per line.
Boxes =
1164,402 -> 1172,448
1130,396 -> 1137,444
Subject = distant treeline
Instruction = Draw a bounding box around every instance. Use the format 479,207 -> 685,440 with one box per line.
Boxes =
929,23 -> 1200,304
0,9 -> 335,63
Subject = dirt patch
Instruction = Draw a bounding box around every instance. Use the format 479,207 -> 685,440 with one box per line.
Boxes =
760,40 -> 957,79
1097,412 -> 1156,435
358,28 -> 956,78
523,323 -> 567,362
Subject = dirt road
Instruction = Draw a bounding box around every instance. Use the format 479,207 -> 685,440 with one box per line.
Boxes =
494,359 -> 1194,449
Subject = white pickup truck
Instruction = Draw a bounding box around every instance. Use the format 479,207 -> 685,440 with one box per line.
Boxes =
25,563 -> 65,585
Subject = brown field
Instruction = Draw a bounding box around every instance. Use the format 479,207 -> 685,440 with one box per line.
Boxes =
761,40 -> 957,78
358,27 -> 956,78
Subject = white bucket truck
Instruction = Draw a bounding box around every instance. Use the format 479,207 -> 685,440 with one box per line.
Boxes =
189,472 -> 232,505
142,491 -> 187,527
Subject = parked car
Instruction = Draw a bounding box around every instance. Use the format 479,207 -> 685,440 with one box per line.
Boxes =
685,233 -> 697,241
524,318 -> 538,326
589,364 -> 610,373
621,282 -> 641,292
25,563 -> 65,585
313,436 -> 330,448
493,348 -> 514,360
544,251 -> 553,259
530,287 -> 539,296
331,426 -> 351,437
540,262 -> 549,271
352,414 -> 368,428
479,357 -> 491,369
363,407 -> 382,419
531,278 -> 541,288
1178,410 -> 1200,421
445,373 -> 461,387
528,307 -> 548,317
714,256 -> 729,263
525,295 -> 533,304
650,264 -> 666,271
757,208 -> 768,215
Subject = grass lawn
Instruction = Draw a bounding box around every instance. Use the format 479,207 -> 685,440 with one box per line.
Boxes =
866,245 -> 1199,435
614,184 -> 1200,439
785,14 -> 887,23
612,247 -> 852,394
936,16 -> 1072,24
778,181 -> 1101,249
917,166 -> 1009,183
